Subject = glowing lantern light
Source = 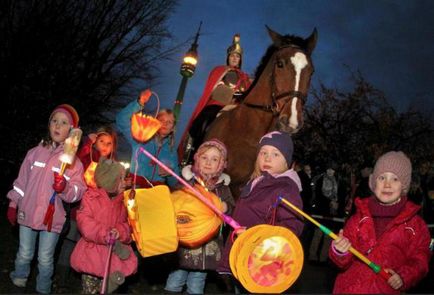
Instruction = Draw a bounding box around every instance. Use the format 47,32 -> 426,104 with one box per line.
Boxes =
83,161 -> 98,188
171,184 -> 223,248
230,225 -> 304,293
130,112 -> 161,142
123,185 -> 178,257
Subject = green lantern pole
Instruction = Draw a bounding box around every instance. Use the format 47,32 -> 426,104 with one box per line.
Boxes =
173,22 -> 202,122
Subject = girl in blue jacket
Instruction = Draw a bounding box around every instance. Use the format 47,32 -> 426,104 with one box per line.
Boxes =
116,89 -> 179,188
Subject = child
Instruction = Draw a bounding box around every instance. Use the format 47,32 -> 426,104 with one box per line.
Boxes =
217,131 -> 303,276
116,89 -> 179,188
78,126 -> 118,188
6,104 -> 86,294
330,151 -> 431,294
164,139 -> 235,294
70,158 -> 138,294
55,126 -> 118,287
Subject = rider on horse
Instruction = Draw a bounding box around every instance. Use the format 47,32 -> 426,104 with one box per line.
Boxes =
179,34 -> 252,165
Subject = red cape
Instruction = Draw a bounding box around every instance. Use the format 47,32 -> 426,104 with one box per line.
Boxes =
177,65 -> 250,161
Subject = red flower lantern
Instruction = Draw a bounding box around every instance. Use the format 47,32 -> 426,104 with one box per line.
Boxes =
130,112 -> 161,142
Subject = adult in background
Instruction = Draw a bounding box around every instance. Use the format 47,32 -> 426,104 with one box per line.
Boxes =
309,165 -> 339,263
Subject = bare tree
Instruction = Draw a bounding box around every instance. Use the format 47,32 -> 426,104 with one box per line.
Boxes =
294,73 -> 434,172
0,0 -> 178,190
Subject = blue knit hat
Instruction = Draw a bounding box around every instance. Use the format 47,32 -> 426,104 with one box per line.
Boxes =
258,131 -> 294,166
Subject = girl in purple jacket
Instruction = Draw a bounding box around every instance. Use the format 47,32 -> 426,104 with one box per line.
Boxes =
6,104 -> 86,294
218,131 -> 303,279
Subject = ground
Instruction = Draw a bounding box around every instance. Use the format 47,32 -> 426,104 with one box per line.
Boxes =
1,199 -> 433,294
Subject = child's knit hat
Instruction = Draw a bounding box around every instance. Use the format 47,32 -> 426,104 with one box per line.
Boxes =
193,139 -> 228,176
369,151 -> 412,193
50,104 -> 79,128
95,158 -> 125,194
258,131 -> 294,166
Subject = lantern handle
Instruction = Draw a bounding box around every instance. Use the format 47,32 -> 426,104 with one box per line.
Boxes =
140,91 -> 161,118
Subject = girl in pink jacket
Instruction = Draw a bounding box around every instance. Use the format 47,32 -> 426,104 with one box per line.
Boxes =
330,151 -> 431,294
6,104 -> 86,294
71,158 -> 137,294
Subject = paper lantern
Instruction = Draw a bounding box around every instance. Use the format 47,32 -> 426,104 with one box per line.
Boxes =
230,225 -> 304,293
171,184 -> 223,248
124,185 -> 178,257
130,112 -> 161,142
83,160 -> 98,188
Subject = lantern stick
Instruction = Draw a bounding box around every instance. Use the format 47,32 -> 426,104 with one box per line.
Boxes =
278,196 -> 391,281
139,147 -> 242,231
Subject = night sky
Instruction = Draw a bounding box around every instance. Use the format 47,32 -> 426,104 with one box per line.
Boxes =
140,0 -> 434,144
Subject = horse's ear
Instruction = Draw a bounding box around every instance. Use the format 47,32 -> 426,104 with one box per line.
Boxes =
305,28 -> 318,55
266,25 -> 283,47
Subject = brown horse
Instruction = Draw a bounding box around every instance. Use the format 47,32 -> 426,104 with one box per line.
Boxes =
205,26 -> 317,198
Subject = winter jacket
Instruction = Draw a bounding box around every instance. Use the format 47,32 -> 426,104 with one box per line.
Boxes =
329,197 -> 431,294
177,165 -> 235,270
116,99 -> 179,187
7,143 -> 86,233
218,170 -> 304,273
70,188 -> 138,277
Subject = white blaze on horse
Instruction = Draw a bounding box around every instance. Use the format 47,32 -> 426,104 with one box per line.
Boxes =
204,26 -> 317,198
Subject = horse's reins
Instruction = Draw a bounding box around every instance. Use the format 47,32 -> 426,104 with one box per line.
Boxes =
243,44 -> 308,116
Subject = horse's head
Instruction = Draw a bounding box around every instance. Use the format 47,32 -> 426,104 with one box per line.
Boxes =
267,26 -> 317,133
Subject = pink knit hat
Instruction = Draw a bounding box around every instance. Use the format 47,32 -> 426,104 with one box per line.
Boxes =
369,151 -> 412,193
193,139 -> 228,176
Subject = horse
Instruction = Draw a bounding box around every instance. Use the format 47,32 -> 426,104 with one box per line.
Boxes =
204,26 -> 317,198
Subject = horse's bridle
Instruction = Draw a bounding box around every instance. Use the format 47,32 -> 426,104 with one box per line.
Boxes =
243,45 -> 308,115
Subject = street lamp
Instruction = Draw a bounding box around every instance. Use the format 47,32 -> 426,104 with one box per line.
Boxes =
173,21 -> 202,122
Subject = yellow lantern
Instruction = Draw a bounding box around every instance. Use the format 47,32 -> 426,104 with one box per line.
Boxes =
123,185 -> 178,257
171,184 -> 223,248
230,225 -> 304,293
83,160 -> 98,188
130,112 -> 161,142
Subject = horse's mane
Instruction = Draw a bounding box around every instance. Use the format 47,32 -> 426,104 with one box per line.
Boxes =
253,34 -> 310,80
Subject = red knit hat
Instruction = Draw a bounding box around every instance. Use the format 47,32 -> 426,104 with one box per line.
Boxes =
50,104 -> 79,128
369,151 -> 412,193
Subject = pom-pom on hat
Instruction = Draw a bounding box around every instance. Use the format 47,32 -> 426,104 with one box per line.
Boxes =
258,131 -> 294,167
95,158 -> 125,194
369,151 -> 412,193
50,104 -> 79,128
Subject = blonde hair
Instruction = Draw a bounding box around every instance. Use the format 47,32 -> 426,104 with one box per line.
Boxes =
156,108 -> 175,150
249,153 -> 289,180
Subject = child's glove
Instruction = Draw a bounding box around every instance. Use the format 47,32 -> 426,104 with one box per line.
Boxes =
113,240 -> 131,260
52,172 -> 67,193
138,89 -> 152,106
7,206 -> 17,226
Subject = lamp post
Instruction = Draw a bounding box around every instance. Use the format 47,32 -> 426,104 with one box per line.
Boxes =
173,22 -> 202,122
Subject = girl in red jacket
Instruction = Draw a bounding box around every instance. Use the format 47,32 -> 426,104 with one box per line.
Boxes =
71,158 -> 137,294
330,151 -> 431,294
56,126 -> 119,287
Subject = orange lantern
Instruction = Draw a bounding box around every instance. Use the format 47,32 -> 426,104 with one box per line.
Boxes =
230,225 -> 304,293
171,184 -> 223,248
130,112 -> 161,142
